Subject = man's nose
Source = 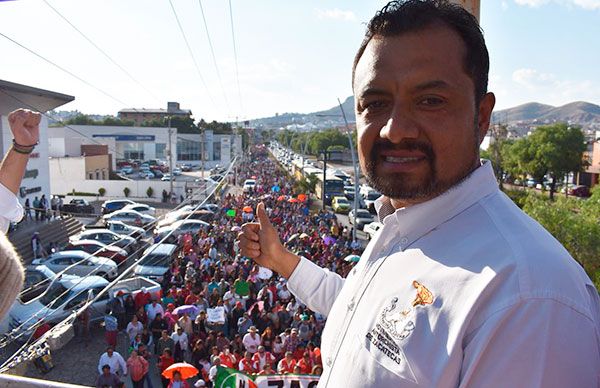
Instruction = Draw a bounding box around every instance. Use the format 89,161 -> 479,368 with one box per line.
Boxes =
379,107 -> 419,143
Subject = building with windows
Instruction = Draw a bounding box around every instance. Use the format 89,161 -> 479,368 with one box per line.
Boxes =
117,101 -> 192,126
0,79 -> 74,206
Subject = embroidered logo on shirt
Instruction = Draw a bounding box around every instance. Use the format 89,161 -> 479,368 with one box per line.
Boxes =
365,281 -> 435,365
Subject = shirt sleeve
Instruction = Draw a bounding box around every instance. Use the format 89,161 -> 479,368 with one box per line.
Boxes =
286,257 -> 345,317
460,298 -> 600,388
0,183 -> 23,233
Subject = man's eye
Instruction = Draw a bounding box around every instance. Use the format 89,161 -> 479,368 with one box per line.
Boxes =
363,100 -> 388,111
419,97 -> 445,107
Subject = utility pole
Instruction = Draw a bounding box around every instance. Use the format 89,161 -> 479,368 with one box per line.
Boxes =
200,127 -> 205,179
322,150 -> 327,210
337,98 -> 359,244
168,115 -> 174,198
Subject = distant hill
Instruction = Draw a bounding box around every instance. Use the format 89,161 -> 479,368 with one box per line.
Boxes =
492,101 -> 600,126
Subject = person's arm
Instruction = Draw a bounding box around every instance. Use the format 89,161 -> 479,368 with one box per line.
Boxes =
460,298 -> 600,387
119,354 -> 128,375
97,356 -> 104,374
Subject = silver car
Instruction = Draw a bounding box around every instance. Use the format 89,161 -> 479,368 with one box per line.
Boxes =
32,251 -> 118,280
103,209 -> 156,227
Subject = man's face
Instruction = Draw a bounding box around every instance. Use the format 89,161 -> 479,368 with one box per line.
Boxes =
353,24 -> 494,206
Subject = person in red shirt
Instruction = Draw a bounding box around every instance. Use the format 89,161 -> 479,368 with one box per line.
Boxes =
134,288 -> 151,311
238,351 -> 257,374
297,352 -> 313,375
185,290 -> 199,306
277,351 -> 296,374
219,346 -> 237,368
158,348 -> 175,388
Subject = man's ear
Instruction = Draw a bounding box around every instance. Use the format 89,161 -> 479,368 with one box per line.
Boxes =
477,92 -> 496,142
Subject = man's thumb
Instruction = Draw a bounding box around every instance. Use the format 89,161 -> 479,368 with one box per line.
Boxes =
256,202 -> 272,229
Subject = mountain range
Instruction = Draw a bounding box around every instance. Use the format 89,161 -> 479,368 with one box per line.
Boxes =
251,97 -> 600,129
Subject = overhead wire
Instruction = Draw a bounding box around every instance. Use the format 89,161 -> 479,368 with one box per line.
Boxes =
0,159 -> 236,372
0,31 -> 131,108
167,0 -> 218,113
228,0 -> 244,118
41,0 -> 162,104
0,174 -> 223,348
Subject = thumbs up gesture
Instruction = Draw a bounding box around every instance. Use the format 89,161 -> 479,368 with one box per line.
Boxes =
237,203 -> 300,278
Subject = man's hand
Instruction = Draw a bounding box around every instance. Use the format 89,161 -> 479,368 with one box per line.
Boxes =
237,203 -> 300,278
8,109 -> 41,146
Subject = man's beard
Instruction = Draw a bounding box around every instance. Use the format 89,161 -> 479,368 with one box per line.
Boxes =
364,136 -> 478,202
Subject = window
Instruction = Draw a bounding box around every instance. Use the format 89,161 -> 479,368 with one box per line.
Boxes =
177,138 -> 200,161
156,143 -> 166,159
123,142 -> 144,160
213,141 -> 221,160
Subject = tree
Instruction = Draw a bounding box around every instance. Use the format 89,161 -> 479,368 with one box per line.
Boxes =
123,187 -> 130,197
98,187 -> 106,196
482,125 -> 508,189
146,187 -> 154,198
526,124 -> 586,200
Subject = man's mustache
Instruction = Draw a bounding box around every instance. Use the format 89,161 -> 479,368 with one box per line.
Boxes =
371,140 -> 434,161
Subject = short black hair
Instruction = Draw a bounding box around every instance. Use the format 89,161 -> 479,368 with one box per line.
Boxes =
352,0 -> 489,103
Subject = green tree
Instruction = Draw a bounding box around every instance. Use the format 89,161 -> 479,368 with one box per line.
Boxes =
123,187 -> 130,197
526,124 -> 586,200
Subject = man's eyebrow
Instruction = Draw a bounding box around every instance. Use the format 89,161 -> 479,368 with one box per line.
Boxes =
356,87 -> 390,99
412,80 -> 451,92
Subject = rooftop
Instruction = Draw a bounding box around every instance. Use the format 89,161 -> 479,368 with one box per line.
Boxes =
0,79 -> 74,115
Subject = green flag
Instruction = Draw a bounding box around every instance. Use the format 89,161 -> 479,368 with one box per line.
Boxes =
226,209 -> 236,217
214,366 -> 257,388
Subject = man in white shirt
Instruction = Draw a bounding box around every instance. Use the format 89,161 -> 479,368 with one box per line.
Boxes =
242,326 -> 261,354
97,346 -> 127,376
237,1 -> 600,387
145,298 -> 164,322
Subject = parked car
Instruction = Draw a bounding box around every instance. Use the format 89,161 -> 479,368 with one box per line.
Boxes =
243,179 -> 256,193
344,185 -> 357,200
363,190 -> 382,213
154,220 -> 210,242
73,229 -> 137,253
134,243 -> 177,282
199,204 -> 219,213
348,209 -> 375,230
172,167 -> 182,176
332,196 -> 351,214
364,221 -> 383,240
8,276 -> 161,341
102,209 -> 156,227
569,185 -> 590,197
157,210 -> 214,228
161,174 -> 173,181
121,166 -> 134,174
101,199 -> 136,214
63,240 -> 128,264
122,203 -> 157,217
105,221 -> 147,239
138,170 -> 155,179
32,251 -> 118,280
19,265 -> 78,304
61,199 -> 94,215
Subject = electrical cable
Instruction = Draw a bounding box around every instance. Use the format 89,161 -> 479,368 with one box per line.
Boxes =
167,0 -> 218,112
41,0 -> 162,104
228,0 -> 244,116
0,158 -> 236,372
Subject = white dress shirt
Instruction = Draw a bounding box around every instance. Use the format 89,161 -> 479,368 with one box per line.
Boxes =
0,183 -> 23,233
97,351 -> 127,375
288,161 -> 600,388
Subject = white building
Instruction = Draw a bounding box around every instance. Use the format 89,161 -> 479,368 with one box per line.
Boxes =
0,79 -> 74,206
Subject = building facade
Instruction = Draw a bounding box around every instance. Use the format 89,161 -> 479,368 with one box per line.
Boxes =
117,102 -> 192,126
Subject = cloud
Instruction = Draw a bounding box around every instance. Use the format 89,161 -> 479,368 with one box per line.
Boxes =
514,0 -> 600,9
502,1 -> 510,10
511,68 -> 599,102
314,8 -> 356,21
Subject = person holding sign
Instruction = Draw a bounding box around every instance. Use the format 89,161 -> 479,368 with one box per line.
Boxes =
237,1 -> 600,386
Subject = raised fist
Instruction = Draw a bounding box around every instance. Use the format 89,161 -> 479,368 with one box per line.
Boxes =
8,109 -> 41,147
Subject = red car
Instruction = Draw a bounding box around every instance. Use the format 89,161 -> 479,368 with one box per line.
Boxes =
63,240 -> 128,264
569,185 -> 590,198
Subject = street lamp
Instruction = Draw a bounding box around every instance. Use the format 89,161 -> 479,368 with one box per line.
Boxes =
316,98 -> 360,243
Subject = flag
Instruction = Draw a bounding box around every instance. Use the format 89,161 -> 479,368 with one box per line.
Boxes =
214,366 -> 257,388
226,209 -> 236,217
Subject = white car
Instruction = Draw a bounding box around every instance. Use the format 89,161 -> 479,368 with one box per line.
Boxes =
172,167 -> 182,176
243,179 -> 256,193
154,219 -> 210,242
161,174 -> 173,181
122,203 -> 156,217
106,221 -> 147,239
32,251 -> 118,280
103,209 -> 156,227
74,229 -> 137,253
364,221 -> 383,240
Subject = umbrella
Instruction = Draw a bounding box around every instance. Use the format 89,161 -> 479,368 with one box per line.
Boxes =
287,233 -> 299,243
297,193 -> 307,202
344,254 -> 361,263
162,362 -> 199,380
271,185 -> 281,192
173,305 -> 199,316
323,235 -> 336,246
277,195 -> 286,201
231,225 -> 242,232
288,198 -> 299,203
299,233 -> 309,239
243,206 -> 253,213
258,266 -> 273,280
251,175 -> 257,179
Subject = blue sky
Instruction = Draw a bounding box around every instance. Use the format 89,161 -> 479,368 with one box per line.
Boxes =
0,0 -> 599,122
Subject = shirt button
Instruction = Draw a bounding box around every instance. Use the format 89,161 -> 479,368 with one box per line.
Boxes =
348,299 -> 355,311
326,357 -> 332,366
400,237 -> 409,245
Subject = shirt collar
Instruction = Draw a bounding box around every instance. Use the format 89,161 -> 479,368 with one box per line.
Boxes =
375,160 -> 499,249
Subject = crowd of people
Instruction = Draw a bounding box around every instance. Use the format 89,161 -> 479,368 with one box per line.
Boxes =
96,145 -> 364,387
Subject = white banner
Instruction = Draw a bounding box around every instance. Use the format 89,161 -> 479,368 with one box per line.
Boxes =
206,306 -> 226,323
254,375 -> 319,388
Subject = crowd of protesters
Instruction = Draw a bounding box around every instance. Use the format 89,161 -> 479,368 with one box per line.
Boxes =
96,145 -> 364,387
